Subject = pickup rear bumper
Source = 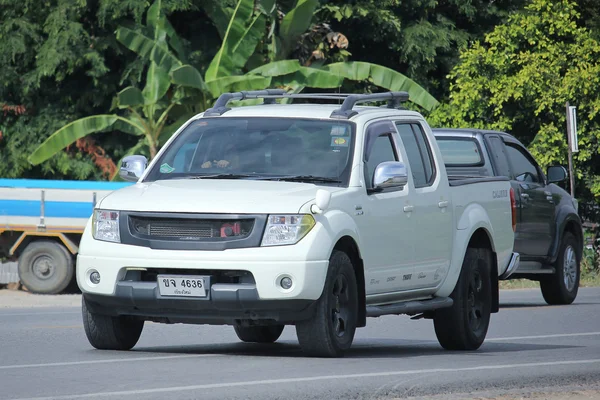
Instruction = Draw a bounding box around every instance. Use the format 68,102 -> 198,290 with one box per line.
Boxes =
83,280 -> 317,325
499,252 -> 520,280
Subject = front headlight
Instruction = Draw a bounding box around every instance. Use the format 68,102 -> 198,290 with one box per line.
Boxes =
92,209 -> 121,243
261,214 -> 315,246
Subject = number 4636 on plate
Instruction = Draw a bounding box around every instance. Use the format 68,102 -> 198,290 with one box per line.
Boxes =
157,275 -> 209,298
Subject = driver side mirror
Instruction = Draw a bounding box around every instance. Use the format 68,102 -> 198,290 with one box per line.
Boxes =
372,161 -> 408,191
119,155 -> 148,182
547,165 -> 567,184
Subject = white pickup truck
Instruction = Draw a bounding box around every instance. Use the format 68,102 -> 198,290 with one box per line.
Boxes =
77,90 -> 518,357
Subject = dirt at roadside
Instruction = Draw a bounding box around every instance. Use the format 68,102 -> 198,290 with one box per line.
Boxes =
471,390 -> 600,399
0,290 -> 81,308
399,389 -> 600,400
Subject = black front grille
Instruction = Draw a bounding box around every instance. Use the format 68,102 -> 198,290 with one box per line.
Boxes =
129,216 -> 254,241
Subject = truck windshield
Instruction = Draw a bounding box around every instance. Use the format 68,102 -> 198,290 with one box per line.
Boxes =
143,117 -> 355,185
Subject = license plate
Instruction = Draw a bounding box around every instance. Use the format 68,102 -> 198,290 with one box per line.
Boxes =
157,275 -> 208,298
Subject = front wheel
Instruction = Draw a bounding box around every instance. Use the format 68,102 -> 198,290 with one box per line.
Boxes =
295,250 -> 358,357
82,297 -> 144,350
540,232 -> 580,305
434,247 -> 492,351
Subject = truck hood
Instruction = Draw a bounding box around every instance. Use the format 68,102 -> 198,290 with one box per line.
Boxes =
98,179 -> 344,214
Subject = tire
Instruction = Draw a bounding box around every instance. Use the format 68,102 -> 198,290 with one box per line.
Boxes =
233,324 -> 285,343
296,250 -> 359,357
82,297 -> 144,350
434,247 -> 492,351
540,232 -> 580,305
18,241 -> 74,294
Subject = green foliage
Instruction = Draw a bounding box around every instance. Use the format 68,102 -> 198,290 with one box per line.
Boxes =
429,0 -> 600,199
317,0 -> 529,98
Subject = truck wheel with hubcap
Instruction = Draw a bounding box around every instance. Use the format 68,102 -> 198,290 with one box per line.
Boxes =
82,297 -> 144,350
296,250 -> 358,357
233,324 -> 285,343
540,232 -> 580,305
18,241 -> 73,294
434,247 -> 492,351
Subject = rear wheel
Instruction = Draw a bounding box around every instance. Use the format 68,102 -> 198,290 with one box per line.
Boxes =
82,297 -> 144,350
540,232 -> 580,305
18,241 -> 73,294
295,250 -> 358,357
233,324 -> 284,343
434,247 -> 492,350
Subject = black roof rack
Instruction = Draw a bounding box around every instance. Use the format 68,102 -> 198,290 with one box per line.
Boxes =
203,90 -> 410,119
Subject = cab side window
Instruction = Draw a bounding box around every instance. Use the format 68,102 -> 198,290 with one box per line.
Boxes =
365,134 -> 397,189
395,123 -> 435,187
505,144 -> 540,183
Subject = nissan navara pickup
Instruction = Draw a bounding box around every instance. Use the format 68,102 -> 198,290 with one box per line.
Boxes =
77,90 -> 518,357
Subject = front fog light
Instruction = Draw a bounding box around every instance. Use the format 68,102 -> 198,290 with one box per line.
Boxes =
280,277 -> 293,289
90,271 -> 101,284
261,214 -> 315,246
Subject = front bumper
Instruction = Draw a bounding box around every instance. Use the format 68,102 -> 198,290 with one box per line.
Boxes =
83,282 -> 316,324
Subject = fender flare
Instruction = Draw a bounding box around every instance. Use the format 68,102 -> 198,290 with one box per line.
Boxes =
9,231 -> 79,256
548,205 -> 583,263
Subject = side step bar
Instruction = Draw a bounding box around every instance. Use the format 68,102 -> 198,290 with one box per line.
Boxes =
366,297 -> 453,318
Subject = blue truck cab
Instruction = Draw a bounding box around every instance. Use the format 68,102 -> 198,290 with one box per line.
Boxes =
0,179 -> 132,293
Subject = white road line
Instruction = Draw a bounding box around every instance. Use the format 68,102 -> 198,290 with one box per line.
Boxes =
0,311 -> 80,317
9,358 -> 600,400
487,331 -> 600,341
0,354 -> 218,370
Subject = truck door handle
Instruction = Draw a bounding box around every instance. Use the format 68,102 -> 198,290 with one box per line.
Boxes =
403,205 -> 414,213
438,201 -> 449,208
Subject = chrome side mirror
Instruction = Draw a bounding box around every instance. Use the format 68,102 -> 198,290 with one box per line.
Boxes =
373,161 -> 408,191
119,155 -> 148,182
547,165 -> 567,184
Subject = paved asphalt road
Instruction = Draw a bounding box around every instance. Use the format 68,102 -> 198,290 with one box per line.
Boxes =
0,288 -> 599,400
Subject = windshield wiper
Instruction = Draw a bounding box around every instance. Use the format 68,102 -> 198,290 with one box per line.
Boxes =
187,173 -> 257,180
271,175 -> 342,183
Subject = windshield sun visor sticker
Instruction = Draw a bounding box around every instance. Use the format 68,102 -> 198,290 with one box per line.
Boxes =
331,137 -> 349,147
160,163 -> 175,173
330,125 -> 348,136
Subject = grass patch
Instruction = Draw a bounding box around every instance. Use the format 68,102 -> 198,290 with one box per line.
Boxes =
499,271 -> 600,290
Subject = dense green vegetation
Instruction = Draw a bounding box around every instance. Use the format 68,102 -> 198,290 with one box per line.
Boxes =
1,0 -> 599,212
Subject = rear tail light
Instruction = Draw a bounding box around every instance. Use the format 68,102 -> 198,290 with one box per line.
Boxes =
510,188 -> 517,232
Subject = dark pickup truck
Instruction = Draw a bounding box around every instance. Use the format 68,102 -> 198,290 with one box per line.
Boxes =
433,128 -> 583,305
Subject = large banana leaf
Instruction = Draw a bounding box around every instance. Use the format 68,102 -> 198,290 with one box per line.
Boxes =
279,0 -> 318,51
248,60 -> 302,77
116,27 -> 181,73
142,62 -> 170,105
322,62 -> 440,111
257,0 -> 276,13
28,115 -> 145,165
205,75 -> 273,98
117,87 -> 145,108
205,0 -> 263,81
170,65 -> 207,91
277,67 -> 344,88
